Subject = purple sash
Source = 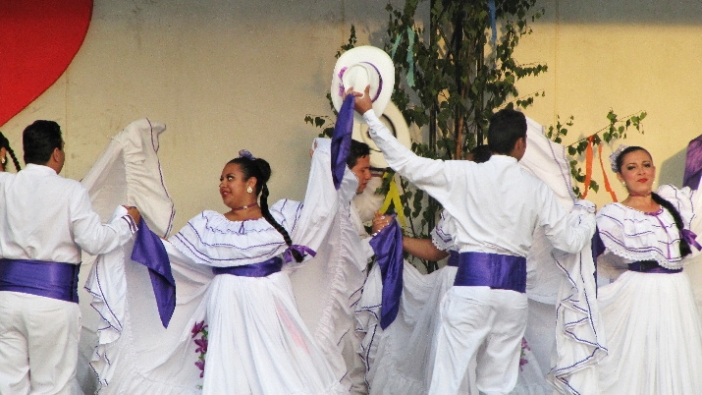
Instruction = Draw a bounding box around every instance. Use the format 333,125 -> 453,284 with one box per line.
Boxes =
212,257 -> 283,277
447,251 -> 459,267
453,252 -> 527,293
628,261 -> 682,274
369,220 -> 403,330
0,259 -> 80,303
331,94 -> 354,190
131,218 -> 176,328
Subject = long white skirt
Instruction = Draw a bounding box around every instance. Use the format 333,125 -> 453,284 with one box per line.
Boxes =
358,263 -> 550,395
597,270 -> 702,395
202,271 -> 345,395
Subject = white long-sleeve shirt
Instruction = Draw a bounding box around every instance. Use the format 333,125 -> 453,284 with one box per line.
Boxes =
365,110 -> 595,257
0,164 -> 136,264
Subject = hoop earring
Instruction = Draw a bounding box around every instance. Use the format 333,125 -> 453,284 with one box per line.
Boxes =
246,186 -> 253,194
1,158 -> 5,165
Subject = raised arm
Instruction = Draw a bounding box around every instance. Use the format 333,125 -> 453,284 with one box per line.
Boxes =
353,87 -> 467,210
539,185 -> 596,254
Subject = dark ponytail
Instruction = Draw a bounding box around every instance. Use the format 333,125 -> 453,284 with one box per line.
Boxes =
0,132 -> 21,172
259,183 -> 303,262
228,154 -> 303,263
652,192 -> 692,258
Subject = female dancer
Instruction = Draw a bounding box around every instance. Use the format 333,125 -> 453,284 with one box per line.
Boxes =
86,125 -> 357,394
169,148 -> 348,394
596,145 -> 702,394
0,132 -> 21,172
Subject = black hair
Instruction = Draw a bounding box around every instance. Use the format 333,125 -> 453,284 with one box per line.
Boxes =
22,120 -> 63,165
487,109 -> 526,155
615,146 -> 692,258
347,140 -> 371,169
0,132 -> 21,171
227,156 -> 303,262
470,145 -> 492,164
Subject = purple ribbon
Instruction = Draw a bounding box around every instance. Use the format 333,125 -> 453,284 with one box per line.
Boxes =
212,257 -> 283,277
453,252 -> 527,293
332,94 -> 354,190
360,62 -> 383,102
683,134 -> 702,190
283,244 -> 316,264
628,261 -> 682,274
0,259 -> 80,303
682,229 -> 702,251
447,250 -> 459,267
131,218 -> 176,328
369,220 -> 403,330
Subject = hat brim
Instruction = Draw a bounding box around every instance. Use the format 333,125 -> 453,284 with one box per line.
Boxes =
352,101 -> 411,169
331,46 -> 395,124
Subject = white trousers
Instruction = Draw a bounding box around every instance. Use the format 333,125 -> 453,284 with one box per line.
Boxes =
0,291 -> 81,395
428,286 -> 528,395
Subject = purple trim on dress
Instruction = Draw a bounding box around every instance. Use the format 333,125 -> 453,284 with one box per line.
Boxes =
369,220 -> 404,330
0,259 -> 80,303
628,261 -> 682,274
283,244 -> 316,263
452,252 -> 527,293
212,257 -> 283,277
131,218 -> 176,328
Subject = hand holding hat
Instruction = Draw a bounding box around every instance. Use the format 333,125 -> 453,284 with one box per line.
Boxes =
331,46 -> 395,124
344,85 -> 373,115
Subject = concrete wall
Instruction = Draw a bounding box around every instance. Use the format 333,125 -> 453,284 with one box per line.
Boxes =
3,0 -> 702,225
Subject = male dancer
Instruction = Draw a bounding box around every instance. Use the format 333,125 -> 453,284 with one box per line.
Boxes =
353,88 -> 596,395
0,120 -> 140,394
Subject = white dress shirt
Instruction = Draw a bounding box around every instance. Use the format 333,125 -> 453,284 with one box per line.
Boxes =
364,110 -> 595,257
0,164 -> 136,264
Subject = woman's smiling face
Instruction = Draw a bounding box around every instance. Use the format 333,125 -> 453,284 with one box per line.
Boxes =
617,149 -> 655,197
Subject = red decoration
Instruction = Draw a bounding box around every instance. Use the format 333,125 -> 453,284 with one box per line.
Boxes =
0,0 -> 93,127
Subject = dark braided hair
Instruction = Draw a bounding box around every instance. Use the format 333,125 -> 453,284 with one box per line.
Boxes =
227,155 -> 303,263
616,146 -> 692,258
0,132 -> 21,172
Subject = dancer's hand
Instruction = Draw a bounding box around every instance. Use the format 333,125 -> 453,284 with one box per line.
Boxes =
371,211 -> 392,234
344,86 -> 372,115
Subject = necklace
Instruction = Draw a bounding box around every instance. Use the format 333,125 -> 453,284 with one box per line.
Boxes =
230,202 -> 258,212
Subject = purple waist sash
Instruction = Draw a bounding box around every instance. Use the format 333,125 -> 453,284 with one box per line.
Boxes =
447,251 -> 459,267
453,252 -> 526,293
212,257 -> 283,277
628,260 -> 682,274
0,259 -> 80,303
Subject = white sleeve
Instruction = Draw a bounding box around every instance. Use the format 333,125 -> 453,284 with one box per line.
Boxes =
291,138 -> 356,253
71,186 -> 136,256
364,109 -> 465,209
540,188 -> 596,254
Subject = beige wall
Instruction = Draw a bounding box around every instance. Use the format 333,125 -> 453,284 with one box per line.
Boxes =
2,0 -> 397,231
3,0 -> 702,228
516,0 -> 702,208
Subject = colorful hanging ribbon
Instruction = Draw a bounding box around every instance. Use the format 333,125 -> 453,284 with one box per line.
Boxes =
597,142 -> 618,202
390,27 -> 416,88
581,136 -> 594,199
379,174 -> 407,227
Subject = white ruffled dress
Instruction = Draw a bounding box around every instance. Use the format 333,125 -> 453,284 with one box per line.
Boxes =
596,185 -> 702,394
86,137 -> 353,395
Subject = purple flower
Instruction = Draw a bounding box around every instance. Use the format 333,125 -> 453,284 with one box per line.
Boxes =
195,359 -> 205,378
238,149 -> 255,160
191,321 -> 206,339
194,338 -> 208,354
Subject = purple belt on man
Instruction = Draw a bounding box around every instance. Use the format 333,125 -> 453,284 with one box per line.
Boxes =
453,252 -> 527,293
0,259 -> 80,303
212,257 -> 283,277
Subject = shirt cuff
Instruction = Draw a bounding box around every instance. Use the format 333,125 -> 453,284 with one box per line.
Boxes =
574,199 -> 596,213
